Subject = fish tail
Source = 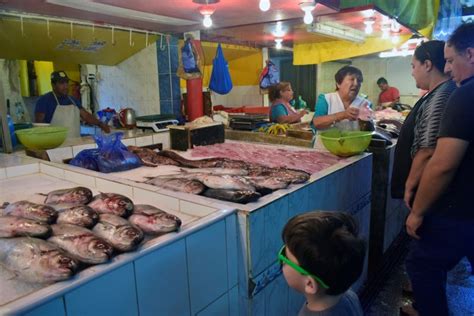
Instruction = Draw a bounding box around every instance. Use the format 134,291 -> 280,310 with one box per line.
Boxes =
0,202 -> 9,209
36,193 -> 48,197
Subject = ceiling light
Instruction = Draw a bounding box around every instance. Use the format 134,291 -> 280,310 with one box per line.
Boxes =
307,21 -> 366,43
379,48 -> 414,58
259,0 -> 271,12
381,24 -> 390,39
363,17 -> 375,35
300,2 -> 316,25
273,21 -> 286,37
199,6 -> 215,28
275,38 -> 283,49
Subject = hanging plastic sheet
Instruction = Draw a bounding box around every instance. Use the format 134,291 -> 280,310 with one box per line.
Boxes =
209,43 -> 233,95
258,60 -> 280,90
432,0 -> 462,41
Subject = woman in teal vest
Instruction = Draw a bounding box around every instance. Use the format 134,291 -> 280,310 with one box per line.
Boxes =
269,82 -> 308,124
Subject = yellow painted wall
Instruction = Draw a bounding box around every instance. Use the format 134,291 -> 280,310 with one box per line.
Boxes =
34,61 -> 54,95
18,60 -> 29,97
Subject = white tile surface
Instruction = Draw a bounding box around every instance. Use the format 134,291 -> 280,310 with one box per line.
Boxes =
40,163 -> 65,179
96,178 -> 133,197
5,163 -> 39,178
133,187 -> 180,212
121,138 -> 136,147
64,170 -> 96,187
135,136 -> 153,147
179,200 -> 218,217
46,147 -> 74,163
153,132 -> 170,149
0,168 -> 5,180
72,144 -> 97,157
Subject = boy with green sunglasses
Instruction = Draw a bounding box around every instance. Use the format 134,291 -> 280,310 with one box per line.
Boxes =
280,211 -> 366,316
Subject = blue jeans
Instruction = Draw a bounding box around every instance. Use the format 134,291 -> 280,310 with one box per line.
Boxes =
405,214 -> 474,316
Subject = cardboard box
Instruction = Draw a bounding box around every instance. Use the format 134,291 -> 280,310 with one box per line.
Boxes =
169,123 -> 225,151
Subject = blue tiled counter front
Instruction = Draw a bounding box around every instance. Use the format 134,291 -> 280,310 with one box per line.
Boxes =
1,211 -> 239,316
236,154 -> 372,316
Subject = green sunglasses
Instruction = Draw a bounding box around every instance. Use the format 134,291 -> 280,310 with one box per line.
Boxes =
278,245 -> 330,289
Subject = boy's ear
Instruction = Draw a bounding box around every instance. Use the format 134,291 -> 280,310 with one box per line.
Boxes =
304,277 -> 319,295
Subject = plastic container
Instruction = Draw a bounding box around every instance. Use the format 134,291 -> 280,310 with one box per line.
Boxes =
15,126 -> 68,150
319,130 -> 373,157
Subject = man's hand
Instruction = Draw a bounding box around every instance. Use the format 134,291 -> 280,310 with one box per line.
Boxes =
406,212 -> 423,240
344,107 -> 359,121
404,183 -> 416,210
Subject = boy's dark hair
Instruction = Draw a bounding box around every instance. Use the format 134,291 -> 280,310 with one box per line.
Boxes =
376,77 -> 388,85
447,22 -> 474,54
334,66 -> 363,90
282,211 -> 366,296
414,40 -> 447,73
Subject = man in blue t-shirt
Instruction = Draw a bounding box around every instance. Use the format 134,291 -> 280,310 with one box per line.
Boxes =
405,23 -> 474,316
35,71 -> 110,138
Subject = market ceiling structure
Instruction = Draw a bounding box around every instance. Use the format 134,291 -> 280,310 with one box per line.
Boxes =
0,0 -> 419,64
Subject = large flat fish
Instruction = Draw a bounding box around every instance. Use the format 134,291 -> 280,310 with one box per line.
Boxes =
248,167 -> 310,184
88,193 -> 134,217
93,214 -> 144,252
0,216 -> 51,238
144,177 -> 205,194
128,146 -> 179,167
57,205 -> 99,228
39,187 -> 93,207
244,176 -> 290,193
159,150 -> 250,169
203,189 -> 261,204
49,224 -> 114,264
0,237 -> 78,283
129,204 -> 182,235
1,201 -> 58,223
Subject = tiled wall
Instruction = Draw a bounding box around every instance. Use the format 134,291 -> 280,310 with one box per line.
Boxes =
157,36 -> 181,115
91,42 -> 160,116
209,85 -> 264,107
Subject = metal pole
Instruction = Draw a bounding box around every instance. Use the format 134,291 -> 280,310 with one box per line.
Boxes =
0,79 -> 13,153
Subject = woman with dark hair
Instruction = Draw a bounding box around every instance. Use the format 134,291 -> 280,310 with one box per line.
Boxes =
311,65 -> 371,148
269,82 -> 308,123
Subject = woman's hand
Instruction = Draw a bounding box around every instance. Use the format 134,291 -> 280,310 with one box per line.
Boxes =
343,107 -> 359,121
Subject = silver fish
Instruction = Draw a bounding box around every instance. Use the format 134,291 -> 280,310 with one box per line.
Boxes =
203,189 -> 261,204
1,201 -> 58,223
244,176 -> 290,192
192,174 -> 255,191
0,216 -> 51,238
88,193 -> 134,217
49,224 -> 113,264
129,205 -> 182,235
248,167 -> 310,184
145,177 -> 205,194
177,167 -> 248,176
57,205 -> 99,228
40,187 -> 93,206
0,237 -> 78,283
93,214 -> 144,252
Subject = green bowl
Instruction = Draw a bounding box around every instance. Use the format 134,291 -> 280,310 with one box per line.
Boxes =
15,126 -> 68,150
320,130 -> 373,157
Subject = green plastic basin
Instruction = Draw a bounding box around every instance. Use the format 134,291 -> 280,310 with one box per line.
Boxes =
320,130 -> 373,157
15,126 -> 68,150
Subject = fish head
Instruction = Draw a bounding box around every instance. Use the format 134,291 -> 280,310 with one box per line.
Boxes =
185,181 -> 204,194
154,212 -> 182,231
115,226 -> 144,245
40,249 -> 78,281
83,236 -> 114,261
71,187 -> 93,204
19,220 -> 52,237
29,204 -> 58,223
115,198 -> 134,217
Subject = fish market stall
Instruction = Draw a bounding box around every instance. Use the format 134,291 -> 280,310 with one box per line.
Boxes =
45,139 -> 372,315
0,154 -> 238,316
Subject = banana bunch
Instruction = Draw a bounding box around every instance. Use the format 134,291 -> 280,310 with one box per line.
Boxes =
266,123 -> 290,136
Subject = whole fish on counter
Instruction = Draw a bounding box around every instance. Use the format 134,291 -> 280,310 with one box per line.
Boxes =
152,174 -> 255,191
127,146 -> 180,167
0,237 -> 78,283
39,187 -> 93,207
203,189 -> 261,204
0,216 -> 51,238
144,177 -> 206,194
248,167 -> 310,184
1,201 -> 58,223
93,214 -> 144,252
177,167 -> 248,176
88,193 -> 134,217
158,150 -> 251,169
129,205 -> 182,235
56,205 -> 99,228
244,176 -> 290,193
49,224 -> 113,264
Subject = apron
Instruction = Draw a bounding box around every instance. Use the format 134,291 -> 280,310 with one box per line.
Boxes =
50,93 -> 81,138
270,99 -> 297,123
312,92 -> 367,149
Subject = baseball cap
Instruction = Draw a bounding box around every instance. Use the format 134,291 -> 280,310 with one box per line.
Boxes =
51,71 -> 69,83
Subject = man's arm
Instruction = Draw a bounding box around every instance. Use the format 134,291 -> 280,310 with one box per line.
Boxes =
79,108 -> 110,133
404,148 -> 434,208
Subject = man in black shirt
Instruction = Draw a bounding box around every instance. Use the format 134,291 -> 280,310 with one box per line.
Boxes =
405,23 -> 474,316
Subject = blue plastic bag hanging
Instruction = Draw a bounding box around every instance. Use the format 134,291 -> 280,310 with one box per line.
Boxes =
209,43 -> 233,95
259,60 -> 280,90
182,38 -> 200,73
